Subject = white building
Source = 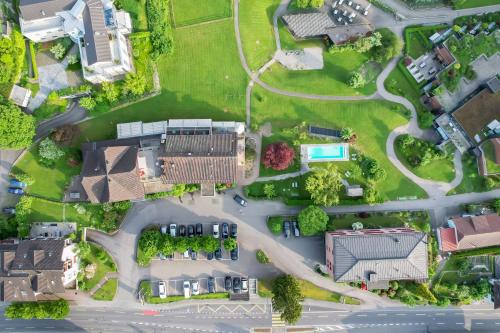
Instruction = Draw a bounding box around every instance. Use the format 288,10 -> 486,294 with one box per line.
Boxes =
19,0 -> 133,83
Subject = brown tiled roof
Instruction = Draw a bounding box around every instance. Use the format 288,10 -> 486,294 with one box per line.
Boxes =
1,276 -> 37,302
81,145 -> 145,203
434,45 -> 455,66
32,272 -> 65,294
9,239 -> 65,271
438,227 -> 457,252
450,214 -> 500,251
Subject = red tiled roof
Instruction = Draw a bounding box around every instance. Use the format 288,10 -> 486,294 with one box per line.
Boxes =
439,227 -> 457,252
449,214 -> 500,251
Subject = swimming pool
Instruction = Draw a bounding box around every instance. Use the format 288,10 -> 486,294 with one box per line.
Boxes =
301,143 -> 349,163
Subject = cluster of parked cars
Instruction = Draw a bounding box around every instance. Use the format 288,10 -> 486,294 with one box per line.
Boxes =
283,221 -> 300,239
158,276 -> 229,299
224,276 -> 248,294
2,179 -> 26,215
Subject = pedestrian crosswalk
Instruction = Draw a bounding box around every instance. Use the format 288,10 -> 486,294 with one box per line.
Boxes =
272,313 -> 285,327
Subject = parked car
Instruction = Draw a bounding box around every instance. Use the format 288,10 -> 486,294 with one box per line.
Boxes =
283,221 -> 291,239
207,251 -> 214,260
158,281 -> 167,299
191,250 -> 197,260
230,245 -> 239,261
183,250 -> 190,259
232,277 -> 241,293
233,194 -> 247,207
195,223 -> 203,236
183,280 -> 191,298
9,179 -> 26,188
208,277 -> 215,293
222,223 -> 229,239
224,276 -> 232,291
188,224 -> 195,237
214,248 -> 222,260
191,280 -> 200,295
212,223 -> 220,238
241,277 -> 248,293
158,252 -> 167,260
292,222 -> 300,237
160,225 -> 168,234
179,225 -> 186,237
2,207 -> 15,215
230,223 -> 237,238
170,224 -> 177,237
7,188 -> 24,195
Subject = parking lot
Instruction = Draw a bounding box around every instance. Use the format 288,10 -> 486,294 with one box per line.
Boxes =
150,276 -> 256,297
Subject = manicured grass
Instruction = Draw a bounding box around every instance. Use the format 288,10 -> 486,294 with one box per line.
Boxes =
80,244 -> 117,292
92,278 -> 118,301
172,0 -> 232,27
448,154 -> 499,195
251,85 -> 427,200
239,0 -> 279,70
482,140 -> 500,175
406,32 -> 429,59
11,146 -> 81,201
119,0 -> 148,31
452,0 -> 500,9
328,214 -> 407,231
76,20 -> 247,144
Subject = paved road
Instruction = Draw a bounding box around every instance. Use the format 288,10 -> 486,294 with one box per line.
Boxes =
35,102 -> 88,140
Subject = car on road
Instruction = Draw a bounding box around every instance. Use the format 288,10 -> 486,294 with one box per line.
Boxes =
188,224 -> 195,237
208,277 -> 215,293
191,250 -> 197,260
222,223 -> 229,239
283,221 -> 291,239
170,224 -> 177,237
161,225 -> 168,234
179,225 -> 186,237
214,248 -> 222,260
230,224 -> 237,238
230,245 -> 239,261
191,280 -> 200,295
212,223 -> 220,238
224,276 -> 232,291
233,194 -> 247,207
292,222 -> 300,237
158,281 -> 167,299
2,207 -> 15,215
183,280 -> 191,298
232,277 -> 241,293
7,188 -> 24,195
207,251 -> 214,260
195,223 -> 203,236
9,179 -> 27,188
241,277 -> 248,293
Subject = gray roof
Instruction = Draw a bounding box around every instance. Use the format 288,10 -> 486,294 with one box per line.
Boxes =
487,76 -> 500,94
326,24 -> 373,44
282,13 -> 334,38
331,232 -> 428,282
19,0 -> 77,21
83,0 -> 112,65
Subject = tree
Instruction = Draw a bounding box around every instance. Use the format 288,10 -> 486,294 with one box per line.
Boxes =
15,196 -> 33,237
348,71 -> 366,88
5,300 -> 70,319
340,127 -> 355,141
0,31 -> 26,84
297,205 -> 328,236
67,54 -> 79,65
272,275 -> 303,324
263,184 -> 276,199
10,172 -> 34,185
372,29 -> 403,63
305,165 -> 343,206
189,237 -> 202,252
138,230 -> 162,260
50,43 -> 66,60
101,82 -> 120,103
267,216 -> 283,235
223,237 -> 237,251
309,0 -> 324,7
79,96 -> 96,111
160,234 -> 175,255
122,73 -> 146,96
0,104 -> 35,149
77,241 -> 91,259
39,137 -> 65,161
494,199 -> 500,214
263,142 -> 295,171
174,237 -> 189,253
364,186 -> 379,205
201,236 -> 220,253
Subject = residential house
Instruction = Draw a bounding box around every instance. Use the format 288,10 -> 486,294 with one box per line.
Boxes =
437,214 -> 500,253
18,0 -> 133,83
325,228 -> 428,289
0,239 -> 78,302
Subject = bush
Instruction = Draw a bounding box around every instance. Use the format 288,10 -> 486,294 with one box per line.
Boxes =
256,249 -> 270,264
223,237 -> 237,251
5,300 -> 69,319
348,71 -> 366,88
38,137 -> 65,161
297,206 -> 328,236
79,96 -> 97,111
267,216 -> 284,235
262,142 -> 295,171
50,43 -> 66,60
146,0 -> 174,59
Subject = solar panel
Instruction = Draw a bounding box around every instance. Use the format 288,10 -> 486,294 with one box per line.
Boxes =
308,126 -> 341,138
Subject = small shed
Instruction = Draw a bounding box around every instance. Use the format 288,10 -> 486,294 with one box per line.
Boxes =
346,185 -> 363,197
9,85 -> 32,107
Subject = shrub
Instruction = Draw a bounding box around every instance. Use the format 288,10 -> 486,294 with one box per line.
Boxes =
348,71 -> 366,88
256,249 -> 270,264
263,184 -> 276,199
10,171 -> 34,185
79,96 -> 96,110
297,206 -> 328,236
38,137 -> 65,161
146,0 -> 174,59
223,238 -> 238,251
5,300 -> 69,319
50,43 -> 66,60
67,54 -> 79,65
267,216 -> 284,235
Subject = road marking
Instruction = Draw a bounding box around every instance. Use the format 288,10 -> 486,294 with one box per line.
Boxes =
95,309 -> 105,312
456,323 -> 464,325
317,315 -> 328,318
477,323 -> 484,325
377,314 -> 387,316
26,327 -> 35,329
356,314 -> 367,317
437,323 -> 444,325
396,313 -> 407,316
416,313 -> 425,316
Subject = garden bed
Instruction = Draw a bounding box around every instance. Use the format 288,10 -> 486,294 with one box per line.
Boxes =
92,278 -> 118,301
78,243 -> 117,292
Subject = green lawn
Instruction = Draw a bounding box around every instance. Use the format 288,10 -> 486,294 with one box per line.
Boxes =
448,154 -> 499,195
482,140 -> 500,175
251,85 -> 427,200
406,31 -> 429,59
172,0 -> 232,27
239,0 -> 279,71
452,0 -> 500,9
76,20 -> 247,144
11,146 -> 81,201
92,278 -> 118,301
119,0 -> 148,31
80,244 -> 117,292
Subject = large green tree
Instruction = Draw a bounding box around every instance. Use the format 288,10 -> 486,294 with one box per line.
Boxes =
272,275 -> 304,324
297,205 -> 328,236
0,103 -> 35,149
5,300 -> 70,319
39,137 -> 65,161
305,165 -> 343,206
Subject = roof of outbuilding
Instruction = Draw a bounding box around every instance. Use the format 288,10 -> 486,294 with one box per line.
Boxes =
19,0 -> 77,21
282,13 -> 335,38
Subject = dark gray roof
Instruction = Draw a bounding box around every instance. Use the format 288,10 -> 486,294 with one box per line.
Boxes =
282,13 -> 335,38
19,0 -> 77,21
331,232 -> 428,282
83,0 -> 112,65
9,239 -> 65,271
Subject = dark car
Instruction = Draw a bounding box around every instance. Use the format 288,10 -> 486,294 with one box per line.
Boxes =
214,248 -> 222,260
292,221 -> 300,237
224,276 -> 232,291
233,194 -> 247,207
207,251 -> 214,260
222,223 -> 229,239
2,207 -> 15,215
232,277 -> 241,293
191,250 -> 197,260
208,276 -> 215,293
7,188 -> 24,195
179,225 -> 186,237
230,224 -> 237,238
230,245 -> 239,261
283,221 -> 291,239
188,225 -> 195,237
195,223 -> 203,236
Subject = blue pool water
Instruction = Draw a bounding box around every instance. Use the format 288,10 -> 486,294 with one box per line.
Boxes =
307,145 -> 346,160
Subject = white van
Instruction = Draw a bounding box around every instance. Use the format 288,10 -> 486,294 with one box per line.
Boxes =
213,224 -> 220,238
183,280 -> 191,298
158,281 -> 166,299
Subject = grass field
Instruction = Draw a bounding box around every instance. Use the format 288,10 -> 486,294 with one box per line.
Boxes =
452,0 -> 500,9
482,140 -> 500,175
251,85 -> 427,200
119,0 -> 148,31
92,278 -> 118,301
239,0 -> 279,70
76,20 -> 247,144
449,154 -> 500,195
172,0 -> 232,27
